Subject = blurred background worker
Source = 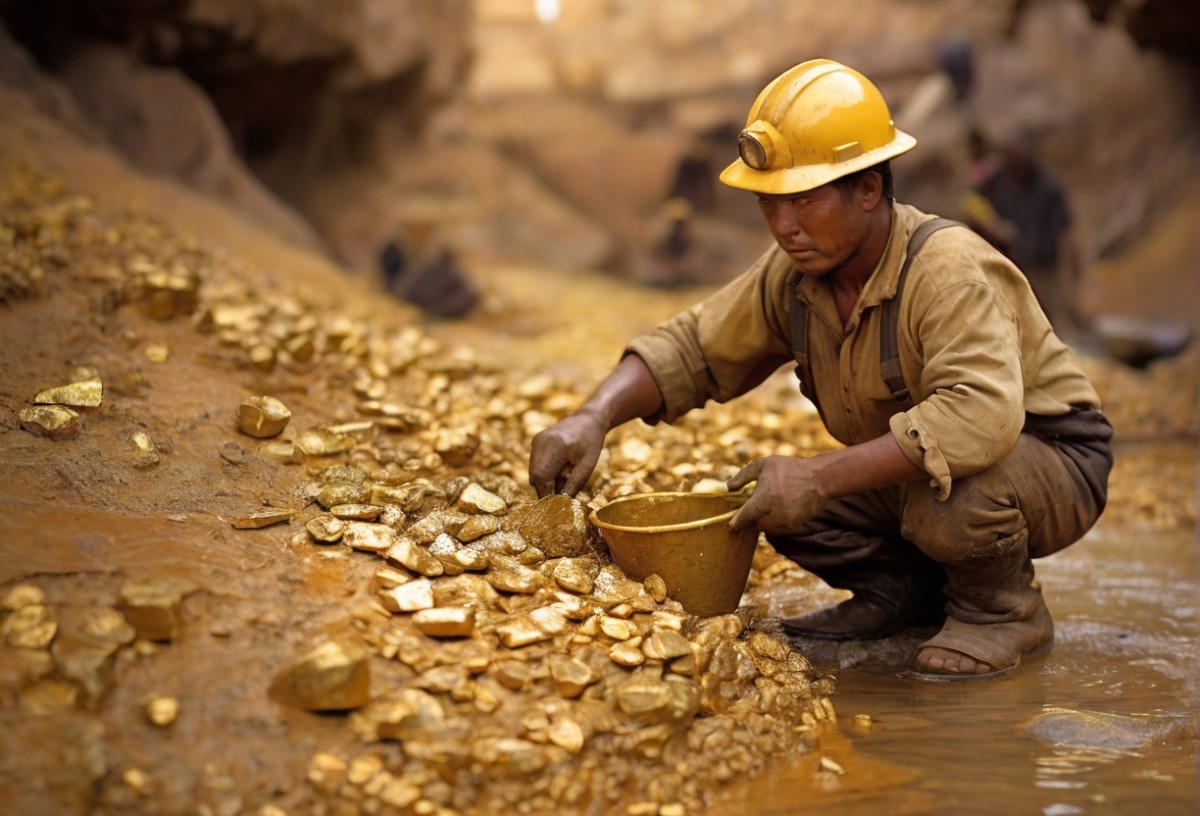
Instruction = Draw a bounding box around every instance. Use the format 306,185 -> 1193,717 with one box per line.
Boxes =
379,219 -> 479,319
966,132 -> 1090,342
638,196 -> 696,288
961,129 -> 1192,365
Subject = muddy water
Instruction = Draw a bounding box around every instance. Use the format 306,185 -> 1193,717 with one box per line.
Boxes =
710,522 -> 1199,815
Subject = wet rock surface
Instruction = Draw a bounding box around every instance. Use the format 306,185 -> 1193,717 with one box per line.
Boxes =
1018,706 -> 1196,751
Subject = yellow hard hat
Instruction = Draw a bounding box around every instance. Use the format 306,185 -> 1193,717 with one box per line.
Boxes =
719,59 -> 917,195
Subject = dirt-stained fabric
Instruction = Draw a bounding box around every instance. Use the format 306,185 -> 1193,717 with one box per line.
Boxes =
626,202 -> 1102,500
766,410 -> 1112,567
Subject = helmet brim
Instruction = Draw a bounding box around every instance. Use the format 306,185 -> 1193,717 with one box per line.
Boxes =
719,130 -> 917,195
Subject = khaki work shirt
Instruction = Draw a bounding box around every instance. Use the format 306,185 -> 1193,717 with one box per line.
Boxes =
626,203 -> 1102,499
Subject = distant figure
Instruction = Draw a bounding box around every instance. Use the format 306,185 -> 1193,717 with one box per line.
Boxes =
379,220 -> 478,319
637,196 -> 696,288
667,146 -> 716,213
634,138 -> 722,288
963,130 -> 1191,366
973,134 -> 1089,339
892,39 -> 980,219
896,39 -> 976,134
959,127 -> 1016,253
937,40 -> 974,103
965,126 -> 1003,194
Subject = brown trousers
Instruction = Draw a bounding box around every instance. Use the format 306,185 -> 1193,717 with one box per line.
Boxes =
769,411 -> 1113,577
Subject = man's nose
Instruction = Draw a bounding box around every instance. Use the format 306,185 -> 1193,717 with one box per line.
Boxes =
768,202 -> 802,236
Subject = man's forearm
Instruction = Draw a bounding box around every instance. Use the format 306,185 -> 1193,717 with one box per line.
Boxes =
812,431 -> 928,499
576,354 -> 665,431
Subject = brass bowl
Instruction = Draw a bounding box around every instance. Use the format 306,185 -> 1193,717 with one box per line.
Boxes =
589,491 -> 758,616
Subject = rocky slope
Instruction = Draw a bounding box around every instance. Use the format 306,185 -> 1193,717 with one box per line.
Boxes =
2,0 -> 1196,292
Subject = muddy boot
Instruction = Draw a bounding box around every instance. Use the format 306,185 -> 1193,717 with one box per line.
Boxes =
782,559 -> 945,641
905,530 -> 1054,681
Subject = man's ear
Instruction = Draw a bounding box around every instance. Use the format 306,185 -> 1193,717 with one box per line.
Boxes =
859,170 -> 885,211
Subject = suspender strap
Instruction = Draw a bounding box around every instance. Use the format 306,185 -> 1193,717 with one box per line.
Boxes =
789,278 -> 809,371
879,217 -> 960,397
789,217 -> 962,402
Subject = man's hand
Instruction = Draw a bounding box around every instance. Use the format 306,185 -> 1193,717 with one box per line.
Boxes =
527,354 -> 666,498
529,411 -> 608,497
727,455 -> 829,533
727,434 -> 927,533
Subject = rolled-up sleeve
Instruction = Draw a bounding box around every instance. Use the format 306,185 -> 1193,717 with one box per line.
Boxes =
891,274 -> 1026,499
625,246 -> 796,425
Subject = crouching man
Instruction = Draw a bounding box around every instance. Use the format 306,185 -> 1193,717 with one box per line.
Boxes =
529,59 -> 1112,680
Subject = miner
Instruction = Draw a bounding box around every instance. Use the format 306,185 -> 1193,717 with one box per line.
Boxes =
528,59 -> 1113,681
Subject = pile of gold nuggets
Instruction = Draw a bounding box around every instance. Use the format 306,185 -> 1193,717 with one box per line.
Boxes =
3,165 -> 846,815
218,282 -> 844,812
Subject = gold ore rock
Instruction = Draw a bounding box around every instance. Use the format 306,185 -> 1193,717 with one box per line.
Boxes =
269,640 -> 371,711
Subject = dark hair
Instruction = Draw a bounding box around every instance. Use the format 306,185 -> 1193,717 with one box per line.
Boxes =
833,161 -> 894,202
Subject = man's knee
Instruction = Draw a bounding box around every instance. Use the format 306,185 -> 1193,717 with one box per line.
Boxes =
900,473 -> 1024,563
901,433 -> 1096,562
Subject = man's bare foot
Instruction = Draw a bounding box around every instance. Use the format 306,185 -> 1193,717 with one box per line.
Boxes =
915,645 -> 995,676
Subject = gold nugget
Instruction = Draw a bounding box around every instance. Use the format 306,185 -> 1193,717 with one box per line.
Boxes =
237,395 -> 292,438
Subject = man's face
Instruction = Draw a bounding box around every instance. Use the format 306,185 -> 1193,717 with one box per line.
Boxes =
756,182 -> 867,276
